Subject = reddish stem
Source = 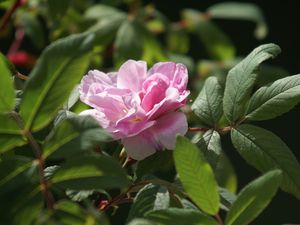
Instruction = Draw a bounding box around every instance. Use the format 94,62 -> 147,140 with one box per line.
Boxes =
214,213 -> 225,225
10,112 -> 55,209
7,27 -> 25,55
188,126 -> 232,133
0,0 -> 25,33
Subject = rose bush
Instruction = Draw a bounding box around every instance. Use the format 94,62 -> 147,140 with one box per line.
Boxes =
79,60 -> 190,160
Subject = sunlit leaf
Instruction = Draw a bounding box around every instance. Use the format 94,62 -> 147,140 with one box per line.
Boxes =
20,34 -> 94,132
174,136 -> 219,215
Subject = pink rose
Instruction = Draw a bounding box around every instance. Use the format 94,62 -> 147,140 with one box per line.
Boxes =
79,60 -> 189,160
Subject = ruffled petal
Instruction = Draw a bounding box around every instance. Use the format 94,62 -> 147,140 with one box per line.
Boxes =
79,109 -> 110,129
122,131 -> 158,160
117,60 -> 147,92
151,111 -> 188,150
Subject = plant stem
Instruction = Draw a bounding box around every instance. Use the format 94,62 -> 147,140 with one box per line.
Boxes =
214,213 -> 225,225
0,0 -> 24,33
7,27 -> 25,55
188,126 -> 232,133
10,111 -> 55,209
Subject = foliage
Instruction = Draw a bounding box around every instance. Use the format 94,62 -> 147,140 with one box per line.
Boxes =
0,1 -> 299,225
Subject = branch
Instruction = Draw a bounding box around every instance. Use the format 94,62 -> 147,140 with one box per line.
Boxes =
214,213 -> 225,225
10,111 -> 55,209
0,0 -> 25,33
188,126 -> 232,133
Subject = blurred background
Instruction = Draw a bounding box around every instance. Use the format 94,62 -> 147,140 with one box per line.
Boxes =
1,0 -> 300,224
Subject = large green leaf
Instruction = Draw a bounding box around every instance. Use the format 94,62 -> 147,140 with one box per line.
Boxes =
246,74 -> 300,121
225,170 -> 282,225
0,53 -> 15,112
19,34 -> 94,132
43,115 -> 111,159
51,155 -> 129,190
191,76 -> 223,126
223,44 -> 280,123
145,208 -> 219,225
231,124 -> 300,199
174,136 -> 219,215
114,19 -> 143,67
182,9 -> 235,60
207,2 -> 267,39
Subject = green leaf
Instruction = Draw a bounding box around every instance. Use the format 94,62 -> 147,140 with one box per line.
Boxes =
0,53 -> 15,112
197,130 -> 222,169
0,113 -> 22,135
215,154 -> 237,194
51,155 -> 129,190
174,136 -> 219,215
0,156 -> 33,189
114,20 -> 143,67
0,134 -> 26,153
207,2 -> 267,39
42,200 -> 109,225
19,34 -> 94,132
246,74 -> 300,121
219,187 -> 237,211
145,208 -> 219,225
231,124 -> 300,199
43,115 -> 112,159
182,9 -> 235,60
0,157 -> 42,225
225,170 -> 282,225
223,44 -> 281,123
84,4 -> 124,20
85,4 -> 125,46
127,184 -> 161,222
191,77 -> 223,126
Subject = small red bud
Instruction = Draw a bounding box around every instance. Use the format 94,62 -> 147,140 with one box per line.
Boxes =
98,200 -> 109,210
7,51 -> 35,67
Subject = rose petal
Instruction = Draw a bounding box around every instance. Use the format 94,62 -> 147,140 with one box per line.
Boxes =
151,111 -> 188,150
122,131 -> 158,160
79,109 -> 110,129
117,60 -> 147,92
142,73 -> 170,111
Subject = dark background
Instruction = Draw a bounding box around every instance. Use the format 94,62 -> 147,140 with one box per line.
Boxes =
148,0 -> 300,224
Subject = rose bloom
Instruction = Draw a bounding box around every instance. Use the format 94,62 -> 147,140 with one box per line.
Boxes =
79,60 -> 189,160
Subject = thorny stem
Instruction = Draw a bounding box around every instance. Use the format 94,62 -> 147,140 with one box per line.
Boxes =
0,0 -> 25,33
10,111 -> 55,209
214,213 -> 225,225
